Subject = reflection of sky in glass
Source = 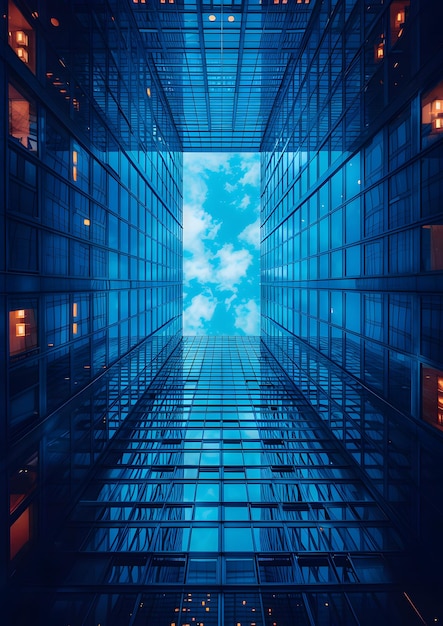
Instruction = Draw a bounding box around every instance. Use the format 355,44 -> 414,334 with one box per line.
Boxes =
190,527 -> 218,551
33,336 -> 416,622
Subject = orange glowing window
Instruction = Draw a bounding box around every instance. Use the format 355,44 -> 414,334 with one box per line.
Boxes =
10,506 -> 31,559
9,308 -> 38,356
374,40 -> 385,62
390,1 -> 409,42
422,367 -> 443,431
8,84 -> 38,151
8,0 -> 36,72
422,80 -> 443,142
72,150 -> 78,181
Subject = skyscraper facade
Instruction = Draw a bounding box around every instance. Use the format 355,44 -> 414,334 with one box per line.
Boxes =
2,0 -> 443,623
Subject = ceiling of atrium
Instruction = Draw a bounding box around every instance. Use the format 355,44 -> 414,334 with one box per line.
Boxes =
131,0 -> 315,151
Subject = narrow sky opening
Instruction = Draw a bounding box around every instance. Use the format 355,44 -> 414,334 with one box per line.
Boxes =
182,153 -> 261,336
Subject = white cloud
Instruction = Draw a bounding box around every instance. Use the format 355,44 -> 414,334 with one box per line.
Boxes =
224,294 -> 237,310
239,194 -> 251,210
215,244 -> 253,291
184,174 -> 207,205
225,182 -> 237,193
184,254 -> 214,284
234,299 -> 260,335
185,153 -> 232,176
238,155 -> 260,187
182,152 -> 261,334
239,217 -> 260,250
183,203 -> 221,255
183,292 -> 217,335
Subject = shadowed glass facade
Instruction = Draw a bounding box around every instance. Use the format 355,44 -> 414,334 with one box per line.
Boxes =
2,0 -> 443,623
8,337 -> 443,623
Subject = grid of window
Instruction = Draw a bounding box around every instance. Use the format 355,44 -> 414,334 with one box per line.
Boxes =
3,0 -> 443,624
4,0 -> 183,440
261,0 -> 443,427
9,337 -> 437,624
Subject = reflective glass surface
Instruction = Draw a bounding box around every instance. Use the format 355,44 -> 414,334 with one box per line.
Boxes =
8,337 -> 443,624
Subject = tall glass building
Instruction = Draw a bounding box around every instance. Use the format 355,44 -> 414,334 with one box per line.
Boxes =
2,0 -> 443,623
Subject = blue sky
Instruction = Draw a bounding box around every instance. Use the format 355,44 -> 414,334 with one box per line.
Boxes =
182,153 -> 260,335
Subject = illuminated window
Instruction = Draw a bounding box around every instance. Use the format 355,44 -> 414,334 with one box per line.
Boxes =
9,308 -> 38,356
8,84 -> 38,151
389,1 -> 409,43
8,0 -> 36,73
10,507 -> 32,559
9,454 -> 37,559
374,38 -> 385,62
72,149 -> 78,181
422,80 -> 443,144
422,367 -> 443,430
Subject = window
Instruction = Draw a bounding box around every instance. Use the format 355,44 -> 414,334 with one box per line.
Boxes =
10,507 -> 32,559
389,1 -> 410,44
421,80 -> 443,147
9,452 -> 38,559
421,225 -> 443,271
421,296 -> 443,362
8,0 -> 36,72
8,221 -> 38,271
9,454 -> 37,515
364,184 -> 384,236
9,307 -> 38,356
44,114 -> 69,177
422,367 -> 443,431
8,84 -> 37,151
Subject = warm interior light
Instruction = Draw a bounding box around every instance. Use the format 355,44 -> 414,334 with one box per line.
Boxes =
376,42 -> 384,60
50,17 -> 60,27
147,87 -> 151,97
228,15 -> 235,22
15,310 -> 25,319
432,99 -> 443,113
396,10 -> 405,24
15,30 -> 28,46
72,150 -> 78,181
72,322 -> 78,335
83,218 -> 91,226
16,47 -> 29,63
10,507 -> 31,559
208,14 -> 216,21
73,302 -> 78,317
16,323 -> 26,337
433,118 -> 443,130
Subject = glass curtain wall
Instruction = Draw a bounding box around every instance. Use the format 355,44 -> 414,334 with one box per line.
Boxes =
2,0 -> 183,583
9,337 -> 442,624
261,0 -> 443,433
